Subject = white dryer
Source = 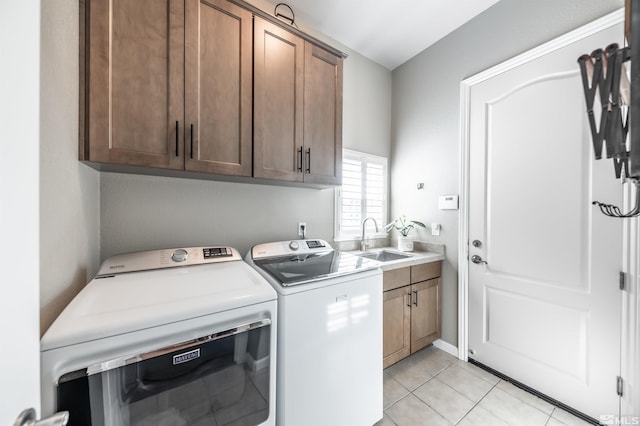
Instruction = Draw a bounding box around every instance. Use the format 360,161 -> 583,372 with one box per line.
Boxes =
41,246 -> 277,426
245,239 -> 383,426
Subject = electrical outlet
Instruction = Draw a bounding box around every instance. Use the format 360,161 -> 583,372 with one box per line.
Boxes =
298,222 -> 307,238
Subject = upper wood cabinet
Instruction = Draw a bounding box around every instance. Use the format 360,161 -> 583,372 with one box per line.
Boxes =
303,43 -> 343,185
81,0 -> 343,185
184,0 -> 252,176
253,18 -> 343,185
253,17 -> 304,182
81,0 -> 185,169
82,0 -> 252,176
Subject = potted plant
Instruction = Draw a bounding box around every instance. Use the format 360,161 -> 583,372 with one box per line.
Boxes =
385,215 -> 426,252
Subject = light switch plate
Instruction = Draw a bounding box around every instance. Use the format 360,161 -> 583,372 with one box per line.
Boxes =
439,195 -> 459,210
431,223 -> 441,236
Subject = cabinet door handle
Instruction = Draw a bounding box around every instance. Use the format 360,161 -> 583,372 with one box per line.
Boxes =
407,292 -> 412,307
190,123 -> 194,159
305,148 -> 311,173
297,147 -> 303,172
413,290 -> 418,307
175,121 -> 179,157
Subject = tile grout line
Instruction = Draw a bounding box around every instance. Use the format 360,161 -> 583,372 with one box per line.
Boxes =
413,366 -> 479,424
452,379 -> 501,425
383,357 -> 455,424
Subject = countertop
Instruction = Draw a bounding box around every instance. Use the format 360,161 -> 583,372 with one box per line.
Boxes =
348,247 -> 444,271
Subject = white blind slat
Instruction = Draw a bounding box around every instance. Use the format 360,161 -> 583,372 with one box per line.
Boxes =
336,150 -> 387,238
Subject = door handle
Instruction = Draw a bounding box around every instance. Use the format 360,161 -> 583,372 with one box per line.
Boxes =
305,148 -> 311,173
14,408 -> 69,426
471,254 -> 487,265
407,292 -> 412,307
413,290 -> 418,307
297,147 -> 303,172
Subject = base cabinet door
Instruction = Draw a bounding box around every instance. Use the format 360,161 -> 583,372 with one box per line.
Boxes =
410,278 -> 441,354
383,286 -> 411,369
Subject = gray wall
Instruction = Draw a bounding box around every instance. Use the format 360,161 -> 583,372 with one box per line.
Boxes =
390,0 -> 623,347
40,0 -> 100,334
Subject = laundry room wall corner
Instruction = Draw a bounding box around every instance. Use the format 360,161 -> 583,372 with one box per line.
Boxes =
40,0 -> 101,336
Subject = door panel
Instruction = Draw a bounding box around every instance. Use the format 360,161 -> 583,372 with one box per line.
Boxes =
410,279 -> 440,353
468,23 -> 623,418
303,43 -> 343,185
185,0 -> 252,176
383,286 -> 411,368
88,0 -> 184,169
484,287 -> 588,381
1,1 -> 40,422
253,17 -> 304,181
485,74 -> 590,288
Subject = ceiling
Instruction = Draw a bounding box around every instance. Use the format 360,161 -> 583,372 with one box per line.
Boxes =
261,0 -> 500,70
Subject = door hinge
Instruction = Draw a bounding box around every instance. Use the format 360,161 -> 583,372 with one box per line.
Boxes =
617,376 -> 624,397
619,272 -> 626,291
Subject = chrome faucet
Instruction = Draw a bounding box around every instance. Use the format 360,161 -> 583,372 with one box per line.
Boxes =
360,217 -> 379,251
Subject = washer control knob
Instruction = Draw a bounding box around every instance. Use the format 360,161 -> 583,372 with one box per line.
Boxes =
172,249 -> 189,262
289,241 -> 300,251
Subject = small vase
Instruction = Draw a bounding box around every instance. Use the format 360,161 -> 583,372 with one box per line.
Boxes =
397,236 -> 414,252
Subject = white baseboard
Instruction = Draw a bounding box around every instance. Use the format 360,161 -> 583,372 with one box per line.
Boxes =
246,353 -> 270,373
433,339 -> 459,358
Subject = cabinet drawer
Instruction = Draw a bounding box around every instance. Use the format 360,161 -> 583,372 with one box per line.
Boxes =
410,261 -> 441,284
383,267 -> 410,292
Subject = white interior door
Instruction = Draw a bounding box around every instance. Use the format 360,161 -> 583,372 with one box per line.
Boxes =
468,21 -> 624,419
0,0 -> 42,424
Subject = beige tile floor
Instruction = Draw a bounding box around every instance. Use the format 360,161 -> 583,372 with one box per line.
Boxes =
377,346 -> 595,426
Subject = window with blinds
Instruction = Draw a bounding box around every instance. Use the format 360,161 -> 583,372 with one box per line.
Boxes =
335,150 -> 388,239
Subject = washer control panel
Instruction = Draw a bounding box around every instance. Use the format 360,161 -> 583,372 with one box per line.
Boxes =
96,246 -> 240,276
252,239 -> 330,259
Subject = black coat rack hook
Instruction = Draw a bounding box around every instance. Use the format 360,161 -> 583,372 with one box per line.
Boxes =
592,180 -> 640,218
274,3 -> 298,28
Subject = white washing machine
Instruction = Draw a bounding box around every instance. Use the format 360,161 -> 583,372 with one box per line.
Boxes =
41,246 -> 277,426
245,239 -> 383,426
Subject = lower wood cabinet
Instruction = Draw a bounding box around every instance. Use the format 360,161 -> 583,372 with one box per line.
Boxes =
383,262 -> 441,369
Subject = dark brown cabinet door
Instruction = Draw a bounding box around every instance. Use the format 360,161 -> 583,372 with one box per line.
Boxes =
253,17 -> 304,182
83,0 -> 185,169
303,42 -> 343,185
184,0 -> 252,176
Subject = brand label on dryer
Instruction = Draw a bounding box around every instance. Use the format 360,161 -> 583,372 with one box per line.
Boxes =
173,348 -> 200,365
